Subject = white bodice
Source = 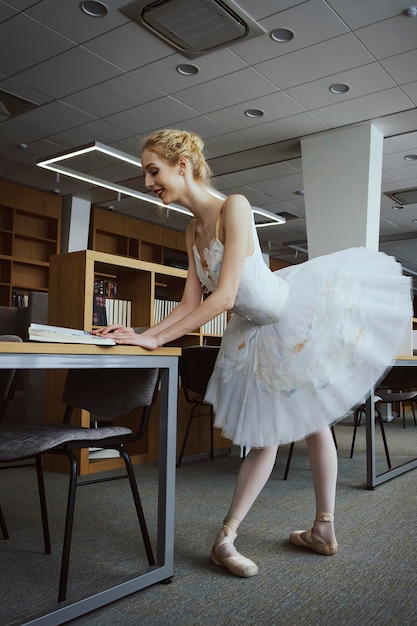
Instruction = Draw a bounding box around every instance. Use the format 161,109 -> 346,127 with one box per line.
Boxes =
192,219 -> 289,325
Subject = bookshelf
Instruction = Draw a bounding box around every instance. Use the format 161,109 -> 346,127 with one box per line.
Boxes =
46,250 -> 228,474
0,181 -> 61,306
89,206 -> 188,269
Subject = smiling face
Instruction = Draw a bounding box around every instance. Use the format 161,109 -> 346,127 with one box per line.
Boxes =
141,148 -> 184,205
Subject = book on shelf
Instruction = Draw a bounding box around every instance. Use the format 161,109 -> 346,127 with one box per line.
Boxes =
28,323 -> 116,345
202,312 -> 227,336
89,447 -> 121,459
153,298 -> 179,325
103,298 -> 132,326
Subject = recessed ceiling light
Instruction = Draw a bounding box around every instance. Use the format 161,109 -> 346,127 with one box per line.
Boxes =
404,154 -> 417,161
392,205 -> 404,210
270,28 -> 295,43
176,64 -> 199,76
80,1 -> 108,17
329,83 -> 350,94
245,109 -> 264,118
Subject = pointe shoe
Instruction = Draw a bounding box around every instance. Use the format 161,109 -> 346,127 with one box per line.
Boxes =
290,512 -> 338,556
210,516 -> 258,577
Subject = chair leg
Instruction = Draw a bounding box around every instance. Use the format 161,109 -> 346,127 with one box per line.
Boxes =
58,450 -> 78,603
350,409 -> 362,458
119,448 -> 155,567
0,502 -> 9,540
35,456 -> 51,554
283,442 -> 295,480
209,409 -> 214,461
377,416 -> 392,470
331,425 -> 338,450
177,407 -> 197,468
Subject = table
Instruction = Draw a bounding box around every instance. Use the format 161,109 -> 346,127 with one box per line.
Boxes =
0,343 -> 180,626
365,356 -> 417,489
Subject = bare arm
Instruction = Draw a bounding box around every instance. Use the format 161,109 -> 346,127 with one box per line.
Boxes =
95,195 -> 253,349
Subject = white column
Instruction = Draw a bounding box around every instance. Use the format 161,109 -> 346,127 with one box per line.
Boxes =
61,196 -> 91,253
301,123 -> 383,258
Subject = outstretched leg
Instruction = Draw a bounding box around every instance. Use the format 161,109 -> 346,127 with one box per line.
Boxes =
210,445 -> 278,577
290,427 -> 338,554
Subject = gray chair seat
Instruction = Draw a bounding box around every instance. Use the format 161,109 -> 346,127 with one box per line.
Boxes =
0,424 -> 132,461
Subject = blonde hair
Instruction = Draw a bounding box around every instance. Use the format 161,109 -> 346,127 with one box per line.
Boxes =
141,129 -> 212,185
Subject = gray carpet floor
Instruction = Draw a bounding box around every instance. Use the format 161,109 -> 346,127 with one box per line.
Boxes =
1,416 -> 416,626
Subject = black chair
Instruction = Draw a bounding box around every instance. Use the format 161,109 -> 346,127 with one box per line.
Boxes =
177,345 -> 220,467
376,366 -> 417,429
349,396 -> 392,468
0,334 -> 50,549
0,366 -> 160,602
0,334 -> 22,423
282,426 -> 338,480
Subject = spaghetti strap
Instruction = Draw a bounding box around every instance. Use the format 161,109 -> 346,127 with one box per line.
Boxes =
215,214 -> 221,240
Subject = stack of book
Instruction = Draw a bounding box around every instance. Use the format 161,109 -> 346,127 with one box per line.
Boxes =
153,298 -> 179,325
92,280 -> 131,327
202,312 -> 227,336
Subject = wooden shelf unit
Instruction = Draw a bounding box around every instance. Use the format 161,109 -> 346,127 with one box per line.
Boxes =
89,206 -> 188,269
46,249 -> 228,474
0,180 -> 61,306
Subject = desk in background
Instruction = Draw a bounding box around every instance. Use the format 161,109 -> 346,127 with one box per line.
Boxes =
0,343 -> 179,626
366,356 -> 417,489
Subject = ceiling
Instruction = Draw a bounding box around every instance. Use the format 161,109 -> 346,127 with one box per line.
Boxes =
1,0 -> 417,291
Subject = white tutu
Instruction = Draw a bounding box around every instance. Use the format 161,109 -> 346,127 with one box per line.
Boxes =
204,247 -> 412,447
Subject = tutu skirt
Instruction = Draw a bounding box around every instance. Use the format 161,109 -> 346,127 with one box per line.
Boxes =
205,248 -> 412,447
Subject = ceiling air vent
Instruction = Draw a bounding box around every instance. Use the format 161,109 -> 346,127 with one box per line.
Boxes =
120,0 -> 265,58
385,188 -> 417,205
0,89 -> 38,118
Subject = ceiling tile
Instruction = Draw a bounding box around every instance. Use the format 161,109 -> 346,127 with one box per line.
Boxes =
0,77 -> 52,106
226,161 -> 302,184
14,47 -> 123,99
171,115 -> 229,141
46,119 -> 133,149
25,0 -> 129,44
255,33 -> 374,89
105,96 -> 200,135
385,165 -> 417,182
401,82 -> 417,107
286,63 -> 396,110
3,101 -> 95,140
380,50 -> 417,85
313,88 -> 415,127
237,112 -> 328,145
0,3 -> 18,21
231,0 -> 349,65
63,74 -> 164,117
0,122 -> 39,151
132,48 -> 248,94
383,152 -> 417,170
236,0 -> 304,22
174,67 -> 277,114
326,0 -> 410,29
355,15 -> 417,59
83,21 -> 174,71
203,132 -> 255,159
206,91 -> 305,132
0,12 -> 75,75
249,171 -> 304,198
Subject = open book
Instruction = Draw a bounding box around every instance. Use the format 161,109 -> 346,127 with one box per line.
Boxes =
29,323 -> 116,345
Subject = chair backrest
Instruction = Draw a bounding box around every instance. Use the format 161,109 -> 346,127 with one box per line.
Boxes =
179,346 -> 220,397
62,368 -> 160,418
0,335 -> 22,423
